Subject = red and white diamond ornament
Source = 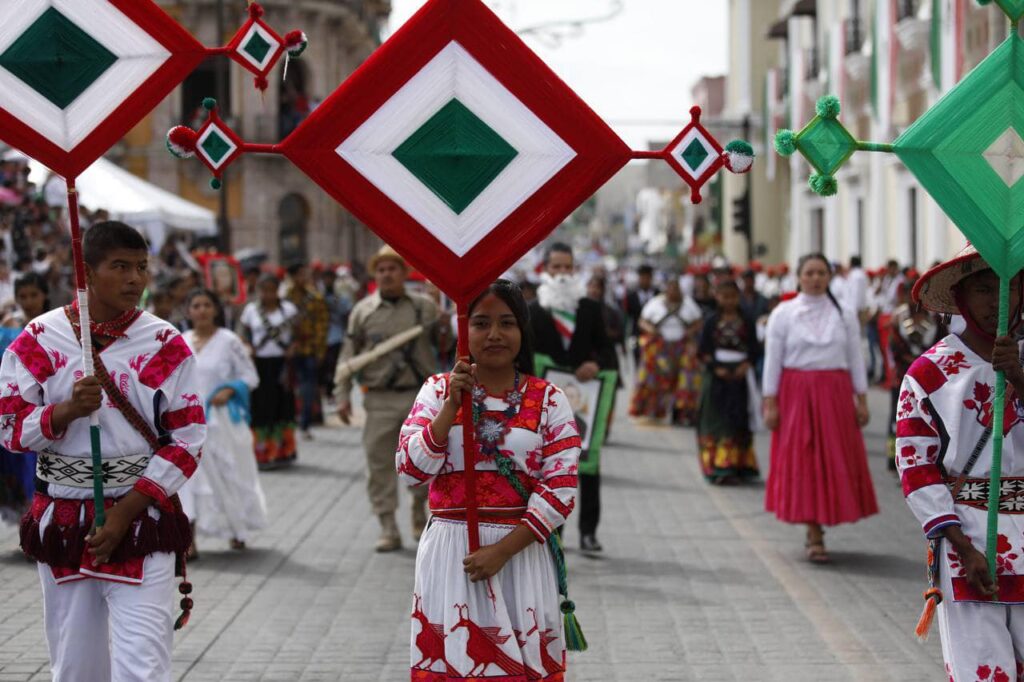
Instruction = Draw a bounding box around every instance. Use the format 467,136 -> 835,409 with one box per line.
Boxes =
663,107 -> 729,204
225,3 -> 306,91
0,0 -> 207,179
280,0 -> 632,303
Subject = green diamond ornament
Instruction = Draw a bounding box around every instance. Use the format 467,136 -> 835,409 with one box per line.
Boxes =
242,31 -> 272,64
393,98 -> 518,215
681,138 -> 710,172
0,7 -> 118,110
894,33 -> 1024,279
796,117 -> 857,177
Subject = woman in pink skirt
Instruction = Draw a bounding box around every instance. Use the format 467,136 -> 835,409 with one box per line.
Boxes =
762,253 -> 878,562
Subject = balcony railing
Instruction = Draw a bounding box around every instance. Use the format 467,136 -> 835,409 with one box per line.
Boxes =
845,16 -> 863,54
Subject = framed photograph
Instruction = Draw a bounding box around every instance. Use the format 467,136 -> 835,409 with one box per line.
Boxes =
196,254 -> 246,306
534,353 -> 617,476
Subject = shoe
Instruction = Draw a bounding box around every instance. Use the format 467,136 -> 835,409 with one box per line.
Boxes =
411,502 -> 428,542
580,534 -> 603,553
375,513 -> 402,552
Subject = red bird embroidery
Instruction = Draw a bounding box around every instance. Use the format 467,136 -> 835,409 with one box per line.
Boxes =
155,329 -> 175,345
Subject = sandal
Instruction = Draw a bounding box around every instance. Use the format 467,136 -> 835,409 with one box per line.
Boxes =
804,541 -> 830,563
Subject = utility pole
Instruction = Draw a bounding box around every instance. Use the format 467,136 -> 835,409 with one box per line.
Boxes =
215,0 -> 231,253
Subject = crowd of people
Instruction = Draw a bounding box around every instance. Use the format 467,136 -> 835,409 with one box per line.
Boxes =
2,151 -> 1008,680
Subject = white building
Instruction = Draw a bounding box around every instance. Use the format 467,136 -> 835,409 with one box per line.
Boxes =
723,0 -> 1009,269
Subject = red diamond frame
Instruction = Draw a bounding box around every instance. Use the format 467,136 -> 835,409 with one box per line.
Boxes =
280,0 -> 631,303
663,107 -> 725,204
194,108 -> 245,179
0,0 -> 206,179
225,16 -> 286,80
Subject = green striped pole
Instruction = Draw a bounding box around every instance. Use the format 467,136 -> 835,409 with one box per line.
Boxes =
985,276 -> 1009,591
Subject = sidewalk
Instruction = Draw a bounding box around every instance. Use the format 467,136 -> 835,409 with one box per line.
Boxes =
0,387 -> 943,681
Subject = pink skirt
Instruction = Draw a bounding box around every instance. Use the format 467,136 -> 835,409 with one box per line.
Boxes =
765,369 -> 878,526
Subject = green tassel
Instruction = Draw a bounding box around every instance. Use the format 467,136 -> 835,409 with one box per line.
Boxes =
561,599 -> 588,651
202,97 -> 217,111
210,177 -> 222,190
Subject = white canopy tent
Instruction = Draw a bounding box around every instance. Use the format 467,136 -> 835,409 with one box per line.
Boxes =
3,151 -> 216,250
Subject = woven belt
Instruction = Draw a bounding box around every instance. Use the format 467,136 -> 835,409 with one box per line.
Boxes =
36,450 -> 150,489
949,477 -> 1024,513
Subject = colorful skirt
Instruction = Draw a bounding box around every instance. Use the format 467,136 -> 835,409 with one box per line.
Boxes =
696,368 -> 758,483
765,369 -> 878,526
251,356 -> 297,469
411,518 -> 566,681
630,336 -> 700,422
0,447 -> 35,525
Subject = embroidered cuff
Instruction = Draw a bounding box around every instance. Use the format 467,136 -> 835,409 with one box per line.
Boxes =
133,477 -> 169,507
39,404 -> 66,441
423,424 -> 447,454
924,513 -> 961,538
522,510 -> 551,543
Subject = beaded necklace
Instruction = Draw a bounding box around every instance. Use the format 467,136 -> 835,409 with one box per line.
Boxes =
470,369 -> 522,457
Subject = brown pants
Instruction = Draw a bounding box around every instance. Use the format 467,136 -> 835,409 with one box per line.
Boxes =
362,389 -> 429,516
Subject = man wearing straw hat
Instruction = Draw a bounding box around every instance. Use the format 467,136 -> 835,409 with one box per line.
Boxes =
0,222 -> 205,681
896,243 -> 1024,678
335,245 -> 451,551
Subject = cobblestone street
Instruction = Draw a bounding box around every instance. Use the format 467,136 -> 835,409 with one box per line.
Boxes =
0,388 -> 944,681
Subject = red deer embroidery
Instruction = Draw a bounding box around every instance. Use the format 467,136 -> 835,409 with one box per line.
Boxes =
449,603 -> 524,677
27,322 -> 44,337
129,354 -> 149,374
155,329 -> 175,345
526,607 -> 565,675
411,594 -> 457,676
181,393 -> 200,407
5,383 -> 18,395
48,349 -> 67,371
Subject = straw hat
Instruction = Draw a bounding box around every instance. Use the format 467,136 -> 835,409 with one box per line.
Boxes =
912,243 -> 985,314
368,244 -> 406,271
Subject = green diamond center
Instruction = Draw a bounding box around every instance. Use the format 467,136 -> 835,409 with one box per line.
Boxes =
798,119 -> 857,175
0,8 -> 118,110
681,138 -> 710,171
393,99 -> 518,215
201,129 -> 232,165
243,31 -> 272,64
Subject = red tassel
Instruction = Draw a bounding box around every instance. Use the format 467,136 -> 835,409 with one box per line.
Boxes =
42,523 -> 64,565
254,74 -> 269,91
247,2 -> 264,19
136,515 -> 159,555
157,511 -> 181,554
65,527 -> 85,570
915,588 -> 942,641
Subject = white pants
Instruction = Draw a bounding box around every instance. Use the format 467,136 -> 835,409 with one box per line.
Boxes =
939,597 -> 1024,681
39,552 -> 175,682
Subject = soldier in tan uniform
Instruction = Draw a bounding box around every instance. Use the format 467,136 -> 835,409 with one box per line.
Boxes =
335,246 -> 451,551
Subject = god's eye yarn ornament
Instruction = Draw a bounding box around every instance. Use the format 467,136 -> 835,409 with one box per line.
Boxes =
774,0 -> 1024,622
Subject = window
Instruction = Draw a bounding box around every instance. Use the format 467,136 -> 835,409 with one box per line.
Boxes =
180,59 -> 229,128
811,207 -> 825,253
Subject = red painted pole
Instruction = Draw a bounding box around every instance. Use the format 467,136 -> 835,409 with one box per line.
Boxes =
456,305 -> 480,552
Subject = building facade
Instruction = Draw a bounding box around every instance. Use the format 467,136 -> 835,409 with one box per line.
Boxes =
116,0 -> 391,268
722,0 -> 1009,269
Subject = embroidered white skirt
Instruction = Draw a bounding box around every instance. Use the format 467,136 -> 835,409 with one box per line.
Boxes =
410,517 -> 567,681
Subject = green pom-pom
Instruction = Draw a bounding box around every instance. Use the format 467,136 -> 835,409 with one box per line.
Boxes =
202,97 -> 217,111
774,129 -> 797,156
726,140 -> 754,156
210,177 -> 222,190
816,95 -> 841,119
809,173 -> 838,196
976,0 -> 993,5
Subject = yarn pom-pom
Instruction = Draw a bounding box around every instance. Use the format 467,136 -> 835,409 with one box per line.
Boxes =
774,129 -> 797,156
166,126 -> 198,159
976,0 -> 993,5
248,2 -> 264,19
254,74 -> 269,91
284,30 -> 308,57
809,173 -> 838,196
723,140 -> 755,174
202,97 -> 217,111
816,94 -> 841,120
210,178 -> 222,190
